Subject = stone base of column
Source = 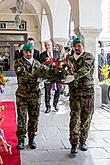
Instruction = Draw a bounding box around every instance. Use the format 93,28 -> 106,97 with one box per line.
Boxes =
94,85 -> 102,108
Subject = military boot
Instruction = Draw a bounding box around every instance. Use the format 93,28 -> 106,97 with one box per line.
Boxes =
80,142 -> 88,151
29,135 -> 37,149
80,138 -> 88,151
71,145 -> 78,154
16,139 -> 24,150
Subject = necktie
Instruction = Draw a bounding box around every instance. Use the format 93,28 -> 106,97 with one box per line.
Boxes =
49,52 -> 52,58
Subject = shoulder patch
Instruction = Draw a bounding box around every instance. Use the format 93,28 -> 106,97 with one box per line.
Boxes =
17,67 -> 22,72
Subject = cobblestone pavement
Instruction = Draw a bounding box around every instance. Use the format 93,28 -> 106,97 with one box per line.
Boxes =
1,77 -> 110,165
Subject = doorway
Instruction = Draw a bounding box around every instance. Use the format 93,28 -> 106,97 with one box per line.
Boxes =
0,44 -> 10,71
0,42 -> 24,72
0,33 -> 27,74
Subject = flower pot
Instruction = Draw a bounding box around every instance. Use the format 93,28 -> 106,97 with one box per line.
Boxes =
101,84 -> 110,104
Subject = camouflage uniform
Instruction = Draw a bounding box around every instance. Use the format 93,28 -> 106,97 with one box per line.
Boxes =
15,57 -> 50,140
68,52 -> 95,147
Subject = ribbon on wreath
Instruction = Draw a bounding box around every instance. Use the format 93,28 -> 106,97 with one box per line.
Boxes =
52,83 -> 62,91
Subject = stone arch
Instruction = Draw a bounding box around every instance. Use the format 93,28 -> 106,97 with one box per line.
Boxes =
36,0 -> 53,39
0,0 -> 53,41
68,0 -> 79,34
25,0 -> 41,41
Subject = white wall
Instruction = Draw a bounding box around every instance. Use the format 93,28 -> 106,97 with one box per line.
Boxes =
79,0 -> 102,28
46,0 -> 71,40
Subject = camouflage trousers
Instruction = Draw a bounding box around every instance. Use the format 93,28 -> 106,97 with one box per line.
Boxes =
69,95 -> 94,146
16,94 -> 41,140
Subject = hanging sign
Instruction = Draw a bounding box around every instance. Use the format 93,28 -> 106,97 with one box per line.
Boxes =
0,21 -> 26,31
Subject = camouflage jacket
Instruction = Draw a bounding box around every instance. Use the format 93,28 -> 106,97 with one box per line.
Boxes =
68,52 -> 95,96
14,57 -> 50,98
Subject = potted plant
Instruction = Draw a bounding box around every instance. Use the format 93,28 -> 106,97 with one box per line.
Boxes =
99,65 -> 110,104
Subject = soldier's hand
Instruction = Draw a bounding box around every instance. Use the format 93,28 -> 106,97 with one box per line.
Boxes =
61,75 -> 75,84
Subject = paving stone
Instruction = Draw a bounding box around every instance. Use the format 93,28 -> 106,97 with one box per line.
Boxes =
87,138 -> 110,147
90,130 -> 110,138
2,77 -> 110,165
92,124 -> 110,131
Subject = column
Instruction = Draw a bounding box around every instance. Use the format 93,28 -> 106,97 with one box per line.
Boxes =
75,27 -> 102,108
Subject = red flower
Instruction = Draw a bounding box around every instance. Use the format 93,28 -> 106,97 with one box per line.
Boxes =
53,61 -> 61,69
44,58 -> 56,65
43,57 -> 74,81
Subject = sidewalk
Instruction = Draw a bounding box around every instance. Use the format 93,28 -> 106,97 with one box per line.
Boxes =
1,77 -> 110,165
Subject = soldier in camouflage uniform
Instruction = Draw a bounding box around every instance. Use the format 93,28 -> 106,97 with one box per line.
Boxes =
68,37 -> 95,154
14,44 -> 52,150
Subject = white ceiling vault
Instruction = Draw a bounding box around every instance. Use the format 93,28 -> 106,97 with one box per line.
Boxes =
0,0 -> 43,17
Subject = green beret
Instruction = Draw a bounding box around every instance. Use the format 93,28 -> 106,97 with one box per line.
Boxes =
23,44 -> 34,51
64,45 -> 70,49
72,37 -> 84,46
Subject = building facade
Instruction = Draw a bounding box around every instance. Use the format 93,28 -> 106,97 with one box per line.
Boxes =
0,0 -> 105,106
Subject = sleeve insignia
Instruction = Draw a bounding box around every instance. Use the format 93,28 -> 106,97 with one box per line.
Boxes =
17,67 -> 21,72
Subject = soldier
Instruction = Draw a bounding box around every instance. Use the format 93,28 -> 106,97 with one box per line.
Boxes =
14,43 -> 53,150
27,38 -> 40,61
68,37 -> 95,154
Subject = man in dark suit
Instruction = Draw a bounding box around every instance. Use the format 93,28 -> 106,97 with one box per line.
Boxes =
27,38 -> 40,61
40,40 -> 61,113
14,43 -> 23,60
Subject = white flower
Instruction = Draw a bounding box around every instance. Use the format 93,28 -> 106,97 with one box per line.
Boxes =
65,66 -> 68,71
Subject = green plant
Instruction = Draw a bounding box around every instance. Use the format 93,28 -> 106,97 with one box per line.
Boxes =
99,64 -> 110,85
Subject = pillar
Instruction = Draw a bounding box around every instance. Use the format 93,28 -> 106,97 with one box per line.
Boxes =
75,27 -> 102,108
